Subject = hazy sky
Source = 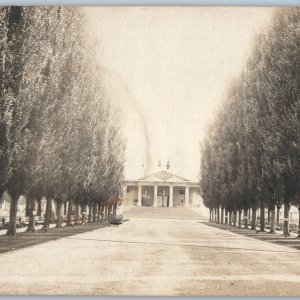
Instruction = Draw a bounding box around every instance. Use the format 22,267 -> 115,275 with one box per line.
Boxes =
84,6 -> 274,181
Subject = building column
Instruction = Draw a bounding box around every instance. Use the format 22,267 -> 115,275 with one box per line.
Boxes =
137,185 -> 142,206
185,186 -> 189,208
169,185 -> 173,207
153,185 -> 158,207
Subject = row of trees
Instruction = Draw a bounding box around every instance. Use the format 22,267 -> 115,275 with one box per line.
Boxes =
0,7 -> 125,235
200,8 -> 300,236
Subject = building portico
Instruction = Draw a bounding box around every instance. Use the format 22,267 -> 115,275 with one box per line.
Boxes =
125,171 -> 202,208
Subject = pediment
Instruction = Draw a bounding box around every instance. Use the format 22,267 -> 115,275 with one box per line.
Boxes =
138,171 -> 190,183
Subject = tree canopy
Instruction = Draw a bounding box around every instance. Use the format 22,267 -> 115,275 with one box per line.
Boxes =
200,8 -> 300,235
0,7 -> 125,234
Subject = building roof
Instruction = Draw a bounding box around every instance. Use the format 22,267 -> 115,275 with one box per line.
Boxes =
126,171 -> 199,187
138,170 -> 190,184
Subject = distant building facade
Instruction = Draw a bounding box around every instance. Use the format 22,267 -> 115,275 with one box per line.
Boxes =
125,170 -> 203,208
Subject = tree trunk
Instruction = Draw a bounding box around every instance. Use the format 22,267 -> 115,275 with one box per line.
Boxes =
276,204 -> 281,226
37,198 -> 42,216
106,205 -> 109,219
27,196 -> 36,232
113,204 -> 117,217
67,199 -> 73,226
102,205 -> 106,220
93,202 -> 97,222
25,197 -> 30,217
260,203 -> 265,232
251,207 -> 256,230
244,208 -> 248,229
88,203 -> 92,223
97,204 -> 101,222
100,205 -> 103,220
221,207 -> 224,224
267,208 -> 270,225
6,196 -> 18,235
56,199 -> 62,228
106,205 -> 110,219
270,205 -> 275,234
298,207 -> 300,238
229,211 -> 232,226
43,197 -> 52,231
75,202 -> 80,225
233,209 -> 237,227
108,205 -> 111,219
283,202 -> 290,237
225,208 -> 228,225
81,205 -> 87,224
248,208 -> 251,224
238,209 -> 242,228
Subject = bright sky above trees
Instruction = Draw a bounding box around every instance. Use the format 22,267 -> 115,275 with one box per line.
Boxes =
85,6 -> 274,180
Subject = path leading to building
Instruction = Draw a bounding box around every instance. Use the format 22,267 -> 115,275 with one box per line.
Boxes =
0,207 -> 300,295
124,206 -> 208,220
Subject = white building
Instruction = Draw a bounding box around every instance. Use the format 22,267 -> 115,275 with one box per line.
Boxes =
125,170 -> 203,208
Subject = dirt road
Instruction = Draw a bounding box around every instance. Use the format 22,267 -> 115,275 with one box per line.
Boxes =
0,207 -> 300,295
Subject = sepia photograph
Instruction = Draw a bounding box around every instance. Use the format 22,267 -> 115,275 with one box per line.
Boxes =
0,4 -> 300,296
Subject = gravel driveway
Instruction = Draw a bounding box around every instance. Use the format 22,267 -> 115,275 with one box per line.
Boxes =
0,207 -> 300,295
